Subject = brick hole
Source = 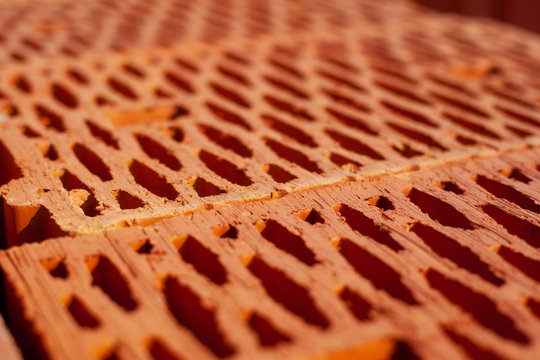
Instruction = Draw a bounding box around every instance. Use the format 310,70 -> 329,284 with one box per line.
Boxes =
405,188 -> 474,229
198,150 -> 252,186
80,192 -> 102,217
86,254 -> 138,311
474,175 -> 540,213
431,93 -> 490,119
1,102 -> 19,118
246,312 -> 291,347
209,82 -> 250,109
34,104 -> 66,132
443,113 -> 501,140
262,114 -> 317,148
0,140 -> 22,187
148,339 -> 181,360
424,268 -> 529,344
7,205 -> 65,247
21,125 -> 41,138
427,74 -> 477,98
368,196 -> 395,211
66,295 -> 101,329
267,58 -> 305,80
493,245 -> 540,283
480,204 -> 539,247
246,256 -> 330,328
129,160 -> 178,201
319,55 -> 358,74
316,68 -> 365,92
328,152 -> 362,169
107,77 -> 138,100
336,285 -> 372,321
95,95 -> 114,107
500,167 -> 531,184
51,83 -> 79,108
155,87 -> 173,99
255,219 -> 318,266
167,125 -> 184,143
213,223 -> 238,239
136,134 -> 181,171
526,298 -> 540,319
129,238 -> 154,254
59,169 -> 89,192
41,144 -> 59,161
372,65 -> 416,85
375,80 -> 431,106
391,142 -> 424,158
122,63 -> 146,79
175,57 -> 199,73
22,37 -> 43,51
216,65 -> 251,87
495,105 -> 540,128
322,89 -> 371,113
486,85 -> 536,111
262,163 -> 297,183
223,51 -> 251,66
334,238 -> 417,305
206,101 -> 252,130
443,326 -> 505,360
505,124 -> 532,138
388,122 -> 448,151
40,256 -> 69,279
455,134 -> 477,146
114,189 -> 145,210
164,70 -> 194,94
67,68 -> 89,85
161,276 -> 235,357
334,203 -> 403,251
410,223 -> 503,286
263,95 -> 314,121
172,235 -> 228,285
263,74 -> 309,99
436,181 -> 464,195
325,129 -> 384,160
73,143 -> 113,181
293,208 -> 325,225
189,176 -> 225,197
381,100 -> 438,128
86,120 -> 119,149
264,138 -> 322,174
2,269 -> 51,359
326,107 -> 377,136
11,75 -> 32,94
197,124 -> 252,157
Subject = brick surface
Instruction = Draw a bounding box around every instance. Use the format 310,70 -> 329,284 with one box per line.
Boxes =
0,0 -> 539,359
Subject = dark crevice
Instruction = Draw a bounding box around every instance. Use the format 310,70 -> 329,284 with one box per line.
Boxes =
162,276 -> 235,357
335,204 -> 403,251
406,188 -> 474,229
336,238 -> 418,305
410,223 -> 503,286
425,268 -> 529,344
173,235 -> 228,285
247,257 -> 329,328
86,255 -> 138,311
256,219 -> 318,266
247,312 -> 291,347
481,204 -> 539,247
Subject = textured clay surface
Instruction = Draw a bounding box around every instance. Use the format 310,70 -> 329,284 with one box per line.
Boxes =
0,0 -> 539,359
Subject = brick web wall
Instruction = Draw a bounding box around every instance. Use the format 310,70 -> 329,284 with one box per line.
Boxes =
0,0 -> 538,359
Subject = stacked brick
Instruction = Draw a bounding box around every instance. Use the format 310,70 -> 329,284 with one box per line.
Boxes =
0,0 -> 539,359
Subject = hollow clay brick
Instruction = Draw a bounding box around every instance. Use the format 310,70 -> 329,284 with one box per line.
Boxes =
0,0 -> 539,359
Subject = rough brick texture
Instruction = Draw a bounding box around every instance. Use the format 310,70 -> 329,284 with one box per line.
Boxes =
0,0 -> 539,359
